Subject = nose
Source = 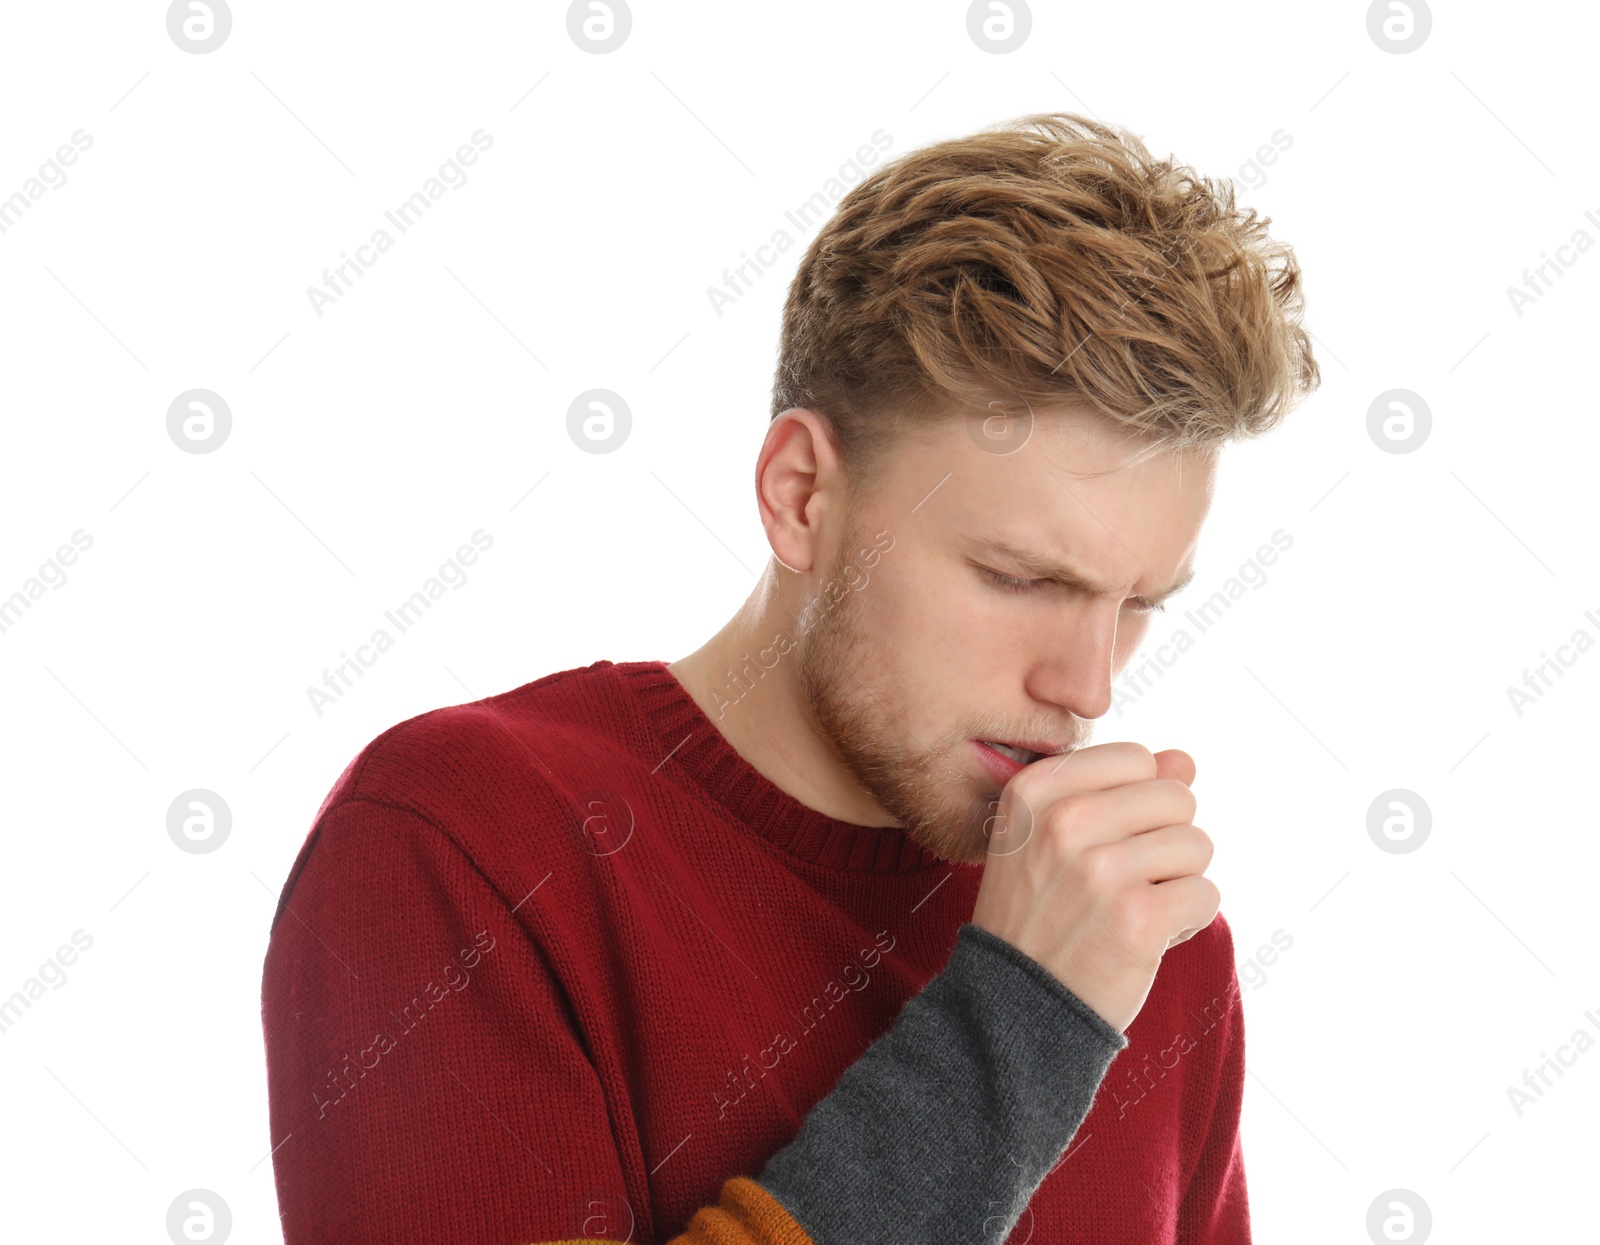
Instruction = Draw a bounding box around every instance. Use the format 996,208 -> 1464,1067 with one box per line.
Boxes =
1021,601 -> 1121,721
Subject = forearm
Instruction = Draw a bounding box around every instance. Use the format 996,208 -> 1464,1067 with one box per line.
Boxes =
672,922 -> 1129,1245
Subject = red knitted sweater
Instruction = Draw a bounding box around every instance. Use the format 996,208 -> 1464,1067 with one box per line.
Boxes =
261,659 -> 1249,1243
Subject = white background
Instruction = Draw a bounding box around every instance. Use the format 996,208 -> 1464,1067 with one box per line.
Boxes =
1,0 -> 1595,1241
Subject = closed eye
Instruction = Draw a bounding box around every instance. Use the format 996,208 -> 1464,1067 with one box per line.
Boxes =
979,566 -> 1166,613
982,567 -> 1048,594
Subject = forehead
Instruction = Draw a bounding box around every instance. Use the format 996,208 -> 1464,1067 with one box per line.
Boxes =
879,403 -> 1217,582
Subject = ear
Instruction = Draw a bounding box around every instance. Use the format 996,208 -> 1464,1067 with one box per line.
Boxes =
756,408 -> 845,574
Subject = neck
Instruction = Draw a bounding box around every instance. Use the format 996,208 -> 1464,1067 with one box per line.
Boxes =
668,564 -> 897,828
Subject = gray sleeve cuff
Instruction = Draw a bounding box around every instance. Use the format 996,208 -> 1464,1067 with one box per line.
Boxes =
757,922 -> 1129,1245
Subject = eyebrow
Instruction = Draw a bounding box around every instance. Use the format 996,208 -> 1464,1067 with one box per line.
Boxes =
970,537 -> 1196,607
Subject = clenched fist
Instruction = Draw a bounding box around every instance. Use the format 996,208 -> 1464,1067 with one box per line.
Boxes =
970,742 -> 1220,1034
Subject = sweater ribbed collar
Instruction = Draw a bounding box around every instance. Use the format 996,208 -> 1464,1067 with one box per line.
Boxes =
611,659 -> 944,874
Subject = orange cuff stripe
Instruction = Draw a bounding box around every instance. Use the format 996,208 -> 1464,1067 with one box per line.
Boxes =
668,1175 -> 818,1245
526,1175 -> 815,1245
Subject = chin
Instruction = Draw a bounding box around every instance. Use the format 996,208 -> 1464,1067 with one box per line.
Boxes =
895,788 -> 998,867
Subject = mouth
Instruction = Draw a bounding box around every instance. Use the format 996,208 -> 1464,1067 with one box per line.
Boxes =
975,739 -> 1075,767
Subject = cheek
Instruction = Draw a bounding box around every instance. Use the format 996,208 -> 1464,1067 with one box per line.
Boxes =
900,581 -> 1017,676
852,566 -> 970,673
855,572 -> 921,647
892,567 -> 970,632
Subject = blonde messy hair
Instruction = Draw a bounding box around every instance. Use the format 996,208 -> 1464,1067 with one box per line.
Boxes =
771,112 -> 1320,477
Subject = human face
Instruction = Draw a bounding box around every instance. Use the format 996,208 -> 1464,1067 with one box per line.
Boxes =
795,403 -> 1216,865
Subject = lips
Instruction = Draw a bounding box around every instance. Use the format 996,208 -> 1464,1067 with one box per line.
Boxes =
977,739 -> 1075,765
981,741 -> 1040,765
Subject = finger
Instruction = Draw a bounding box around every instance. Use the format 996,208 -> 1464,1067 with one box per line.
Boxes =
1154,748 -> 1195,787
1149,874 -> 1221,945
1117,822 -> 1214,883
1025,740 -> 1160,793
1055,779 -> 1198,844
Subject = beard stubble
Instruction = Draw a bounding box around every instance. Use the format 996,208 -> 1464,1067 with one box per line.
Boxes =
793,525 -> 1002,866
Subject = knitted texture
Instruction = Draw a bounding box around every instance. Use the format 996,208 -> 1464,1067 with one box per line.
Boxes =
261,659 -> 1250,1244
757,921 -> 1129,1244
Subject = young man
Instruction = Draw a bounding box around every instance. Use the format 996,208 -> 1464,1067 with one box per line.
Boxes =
262,112 -> 1318,1244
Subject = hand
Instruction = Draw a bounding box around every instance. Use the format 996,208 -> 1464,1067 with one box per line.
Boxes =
969,743 -> 1220,1034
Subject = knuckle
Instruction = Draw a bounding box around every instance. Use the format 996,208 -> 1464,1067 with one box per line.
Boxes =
1041,791 -> 1091,838
1191,879 -> 1222,924
1161,777 -> 1198,821
1006,766 -> 1044,808
1075,842 -> 1118,893
1174,820 -> 1212,860
1115,740 -> 1158,773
